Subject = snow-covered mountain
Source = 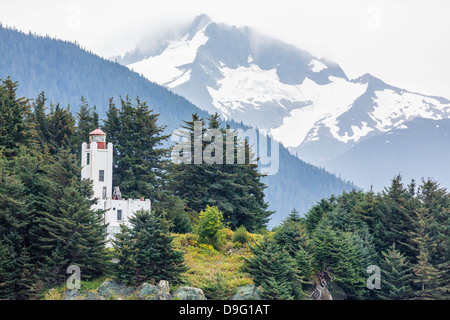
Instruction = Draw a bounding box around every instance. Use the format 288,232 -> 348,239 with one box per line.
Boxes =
118,14 -> 450,190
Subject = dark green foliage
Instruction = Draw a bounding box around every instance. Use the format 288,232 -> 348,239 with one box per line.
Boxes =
75,96 -> 99,147
244,239 -> 302,300
245,212 -> 312,300
103,96 -> 170,200
0,77 -> 33,157
154,194 -> 192,234
312,226 -> 366,299
232,226 -> 250,244
0,241 -> 17,299
33,149 -> 107,285
113,211 -> 188,286
204,272 -> 230,300
377,244 -> 413,300
169,114 -> 272,232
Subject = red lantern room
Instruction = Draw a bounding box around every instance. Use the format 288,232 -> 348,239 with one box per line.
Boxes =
89,128 -> 106,149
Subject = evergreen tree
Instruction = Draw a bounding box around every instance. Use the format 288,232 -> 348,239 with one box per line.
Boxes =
113,211 -> 187,286
33,149 -> 107,285
244,239 -> 303,300
46,103 -> 76,154
32,92 -> 50,151
0,77 -> 33,157
15,246 -> 36,300
0,240 -> 17,299
75,96 -> 99,146
169,113 -> 272,232
312,226 -> 365,299
103,96 -> 169,199
378,175 -> 416,259
378,244 -> 413,300
409,207 -> 445,299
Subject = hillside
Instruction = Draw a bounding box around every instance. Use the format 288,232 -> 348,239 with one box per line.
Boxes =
0,25 -> 355,227
121,15 -> 450,192
326,118 -> 450,190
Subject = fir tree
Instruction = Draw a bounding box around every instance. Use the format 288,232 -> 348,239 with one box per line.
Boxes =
113,211 -> 187,286
103,96 -> 169,199
378,243 -> 413,300
46,103 -> 76,154
0,240 -> 17,299
75,96 -> 99,146
33,149 -> 107,285
312,226 -> 366,299
0,77 -> 33,157
244,239 -> 302,300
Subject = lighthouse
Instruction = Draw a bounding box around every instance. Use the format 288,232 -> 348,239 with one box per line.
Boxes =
81,129 -> 151,244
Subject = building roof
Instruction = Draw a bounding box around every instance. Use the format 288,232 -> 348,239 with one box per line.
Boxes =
89,128 -> 106,136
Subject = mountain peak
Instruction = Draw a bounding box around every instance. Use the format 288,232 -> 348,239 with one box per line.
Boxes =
188,14 -> 212,33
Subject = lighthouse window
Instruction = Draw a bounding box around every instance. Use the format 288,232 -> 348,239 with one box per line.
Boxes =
102,186 -> 107,199
86,153 -> 90,165
117,210 -> 123,221
99,170 -> 105,182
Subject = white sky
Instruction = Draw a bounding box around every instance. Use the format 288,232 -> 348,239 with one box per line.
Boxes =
1,0 -> 449,98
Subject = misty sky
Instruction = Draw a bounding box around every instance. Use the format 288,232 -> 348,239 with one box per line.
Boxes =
1,0 -> 449,98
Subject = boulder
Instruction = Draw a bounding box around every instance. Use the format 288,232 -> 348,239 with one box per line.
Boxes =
173,286 -> 207,300
230,285 -> 264,300
64,289 -> 80,300
136,283 -> 160,300
156,280 -> 172,300
97,280 -> 135,299
310,285 -> 333,300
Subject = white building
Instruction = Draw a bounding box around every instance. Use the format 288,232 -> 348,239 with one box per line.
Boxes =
81,128 -> 151,244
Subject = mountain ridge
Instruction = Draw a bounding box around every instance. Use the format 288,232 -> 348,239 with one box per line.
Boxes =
121,15 -> 450,190
0,24 -> 355,227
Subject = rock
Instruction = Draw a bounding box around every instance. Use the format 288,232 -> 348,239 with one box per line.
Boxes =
328,282 -> 347,300
82,291 -> 104,300
54,279 -> 207,301
230,285 -> 263,300
311,285 -> 333,300
136,283 -> 160,300
156,280 -> 172,300
173,286 -> 207,300
64,289 -> 80,300
97,280 -> 135,299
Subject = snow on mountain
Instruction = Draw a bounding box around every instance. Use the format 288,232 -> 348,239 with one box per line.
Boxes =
128,23 -> 210,88
120,15 -> 450,188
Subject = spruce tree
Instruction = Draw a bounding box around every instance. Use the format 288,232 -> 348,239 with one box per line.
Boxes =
244,239 -> 302,300
378,243 -> 413,300
33,149 -> 107,285
312,226 -> 365,299
0,240 -> 17,299
169,113 -> 272,232
75,96 -> 99,146
113,211 -> 187,286
0,77 -> 33,157
103,96 -> 169,199
46,103 -> 76,154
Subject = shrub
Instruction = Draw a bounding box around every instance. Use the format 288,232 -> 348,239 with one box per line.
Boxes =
196,206 -> 226,250
232,226 -> 250,244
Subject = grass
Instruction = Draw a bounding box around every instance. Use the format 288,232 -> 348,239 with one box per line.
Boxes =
171,229 -> 266,298
42,229 -> 267,300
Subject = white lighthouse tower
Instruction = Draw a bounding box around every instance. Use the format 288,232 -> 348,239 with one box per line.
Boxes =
81,129 -> 151,244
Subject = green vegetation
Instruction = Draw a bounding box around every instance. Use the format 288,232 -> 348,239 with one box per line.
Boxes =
0,77 -> 448,300
112,211 -> 187,286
